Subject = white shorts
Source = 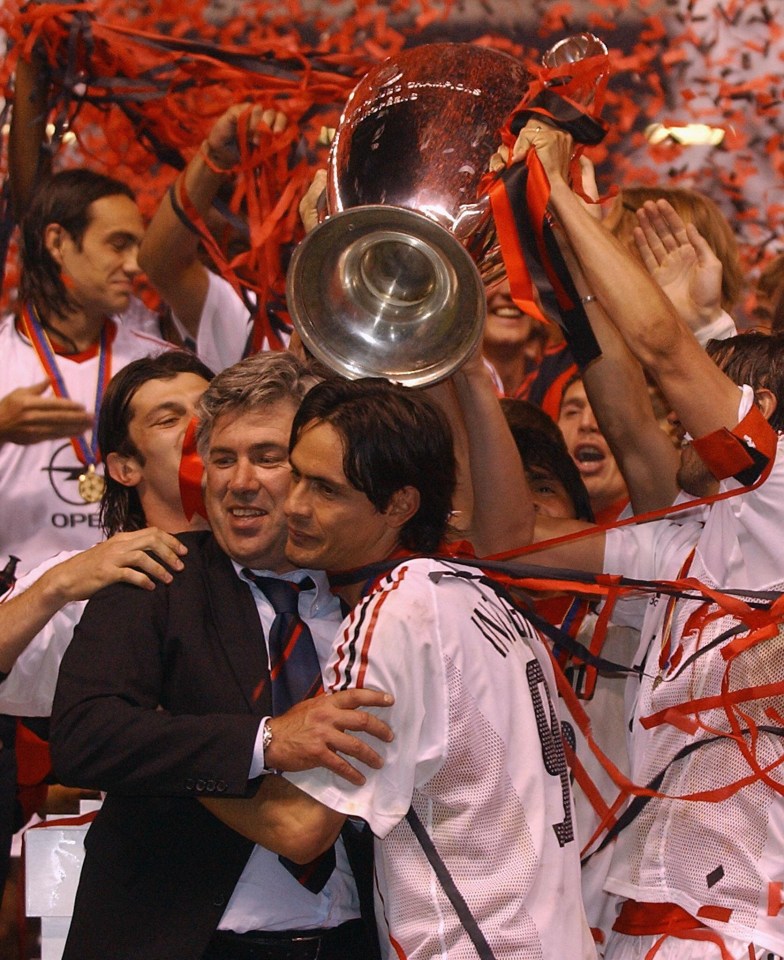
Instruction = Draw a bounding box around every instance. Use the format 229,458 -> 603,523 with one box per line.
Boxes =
605,930 -> 782,960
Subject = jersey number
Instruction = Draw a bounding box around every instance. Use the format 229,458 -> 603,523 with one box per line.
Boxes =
527,659 -> 575,847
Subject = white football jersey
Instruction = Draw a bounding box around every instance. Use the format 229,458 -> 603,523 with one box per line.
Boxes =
288,558 -> 596,960
0,314 -> 168,573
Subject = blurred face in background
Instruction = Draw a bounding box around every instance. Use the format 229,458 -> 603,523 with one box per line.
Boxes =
557,378 -> 627,517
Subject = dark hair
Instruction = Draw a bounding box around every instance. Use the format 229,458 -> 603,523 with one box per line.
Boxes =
18,169 -> 136,322
195,351 -> 318,459
706,332 -> 784,433
757,253 -> 784,302
98,351 -> 215,537
290,378 -> 456,552
772,297 -> 784,338
500,398 -> 594,522
558,370 -> 584,410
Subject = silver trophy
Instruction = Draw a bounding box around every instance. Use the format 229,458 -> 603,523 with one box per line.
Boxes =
287,36 -> 606,385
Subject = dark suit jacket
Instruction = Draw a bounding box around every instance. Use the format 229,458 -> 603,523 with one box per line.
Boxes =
50,531 -> 379,960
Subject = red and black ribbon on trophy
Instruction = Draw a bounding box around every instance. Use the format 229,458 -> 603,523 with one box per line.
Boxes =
485,49 -> 611,370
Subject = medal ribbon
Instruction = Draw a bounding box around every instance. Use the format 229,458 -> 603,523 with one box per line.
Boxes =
20,302 -> 112,468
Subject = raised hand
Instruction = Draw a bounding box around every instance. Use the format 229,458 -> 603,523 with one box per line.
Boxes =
298,169 -> 327,234
634,199 -> 723,334
201,103 -> 287,173
41,528 -> 188,602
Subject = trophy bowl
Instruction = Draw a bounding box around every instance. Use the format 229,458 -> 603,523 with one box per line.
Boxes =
287,42 -> 532,386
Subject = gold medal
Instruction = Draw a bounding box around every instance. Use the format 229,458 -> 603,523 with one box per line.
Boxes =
78,464 -> 106,504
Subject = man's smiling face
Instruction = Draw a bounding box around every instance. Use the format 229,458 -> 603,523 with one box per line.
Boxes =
204,400 -> 298,573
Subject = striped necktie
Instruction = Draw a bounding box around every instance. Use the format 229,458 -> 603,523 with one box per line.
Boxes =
244,573 -> 322,714
243,570 -> 336,893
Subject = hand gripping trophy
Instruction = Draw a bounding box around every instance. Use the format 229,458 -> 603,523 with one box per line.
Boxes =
286,34 -> 609,385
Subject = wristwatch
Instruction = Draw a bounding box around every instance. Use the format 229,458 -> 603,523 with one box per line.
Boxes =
261,717 -> 273,753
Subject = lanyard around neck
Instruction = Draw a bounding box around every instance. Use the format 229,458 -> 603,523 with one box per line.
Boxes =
20,302 -> 111,468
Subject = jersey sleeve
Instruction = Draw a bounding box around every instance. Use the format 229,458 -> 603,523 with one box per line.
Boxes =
174,271 -> 252,374
285,567 -> 448,838
0,553 -> 83,716
0,604 -> 84,717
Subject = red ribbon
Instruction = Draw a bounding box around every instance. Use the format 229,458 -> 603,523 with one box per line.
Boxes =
178,416 -> 207,522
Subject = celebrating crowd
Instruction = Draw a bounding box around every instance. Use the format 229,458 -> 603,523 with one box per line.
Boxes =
0,28 -> 783,960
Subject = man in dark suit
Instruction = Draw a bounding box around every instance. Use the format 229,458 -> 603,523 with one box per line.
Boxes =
50,352 -> 391,960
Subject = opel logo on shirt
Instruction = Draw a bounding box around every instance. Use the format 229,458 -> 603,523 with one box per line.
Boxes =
43,442 -> 104,508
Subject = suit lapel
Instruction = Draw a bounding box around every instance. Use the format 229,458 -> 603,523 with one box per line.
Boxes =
202,537 -> 272,715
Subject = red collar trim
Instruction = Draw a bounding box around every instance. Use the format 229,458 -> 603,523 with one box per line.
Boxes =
15,315 -> 116,362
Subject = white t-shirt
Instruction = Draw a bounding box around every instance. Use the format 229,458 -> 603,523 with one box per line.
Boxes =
0,552 -> 84,716
0,314 -> 169,574
287,557 -> 596,960
117,294 -> 163,339
171,271 -> 289,374
601,387 -> 784,955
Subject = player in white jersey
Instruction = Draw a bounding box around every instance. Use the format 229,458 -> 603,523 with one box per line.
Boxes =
295,556 -> 595,960
0,351 -> 215,715
497,121 -> 784,958
0,312 -> 169,571
0,169 -> 173,573
202,376 -> 596,960
597,381 -> 784,960
166,271 -> 255,374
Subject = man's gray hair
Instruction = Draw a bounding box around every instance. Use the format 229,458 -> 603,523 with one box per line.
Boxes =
196,351 -> 318,458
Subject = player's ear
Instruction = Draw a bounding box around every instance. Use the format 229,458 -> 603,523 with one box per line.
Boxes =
383,485 -> 420,530
106,451 -> 143,489
754,387 -> 777,423
43,223 -> 67,266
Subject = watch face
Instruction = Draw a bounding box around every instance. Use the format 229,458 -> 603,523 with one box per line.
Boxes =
78,467 -> 106,504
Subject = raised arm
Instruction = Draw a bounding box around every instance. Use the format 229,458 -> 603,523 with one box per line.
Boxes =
568,281 -> 681,513
495,143 -> 681,513
512,125 -> 743,440
424,377 -> 475,543
8,48 -> 52,221
448,348 -> 535,555
138,104 -> 285,337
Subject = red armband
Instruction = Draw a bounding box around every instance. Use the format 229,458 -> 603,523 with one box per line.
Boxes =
691,404 -> 777,484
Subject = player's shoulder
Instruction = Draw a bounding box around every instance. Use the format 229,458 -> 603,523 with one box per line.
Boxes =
14,550 -> 82,589
115,296 -> 161,335
110,309 -> 170,357
0,313 -> 28,366
0,313 -> 15,338
168,530 -> 221,581
380,555 -> 450,587
366,556 -> 481,612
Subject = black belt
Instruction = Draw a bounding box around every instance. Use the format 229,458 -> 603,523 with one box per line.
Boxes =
204,918 -> 369,960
